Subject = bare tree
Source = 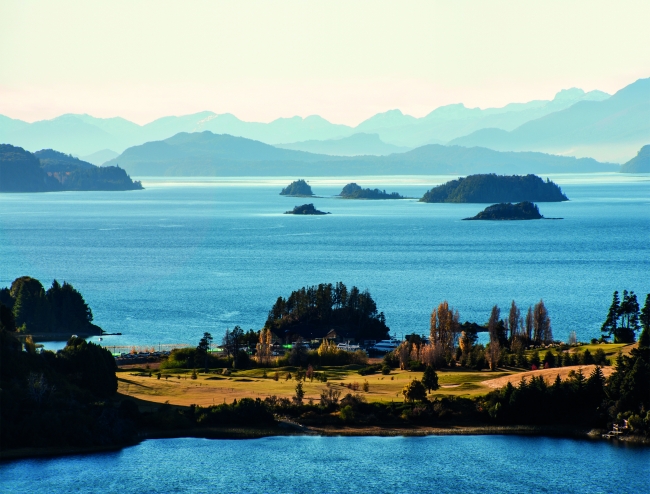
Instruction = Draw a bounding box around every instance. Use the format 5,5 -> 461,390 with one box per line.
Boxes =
486,339 -> 501,371
533,299 -> 553,345
256,328 -> 273,366
508,301 -> 521,342
487,305 -> 502,370
488,305 -> 500,338
525,306 -> 534,344
429,301 -> 460,356
397,341 -> 411,370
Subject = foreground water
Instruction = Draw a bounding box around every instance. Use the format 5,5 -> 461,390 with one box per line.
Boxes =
2,436 -> 649,493
1,174 -> 649,349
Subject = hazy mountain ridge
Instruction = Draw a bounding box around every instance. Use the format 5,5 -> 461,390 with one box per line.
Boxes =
449,79 -> 650,162
276,133 -> 411,156
1,80 -> 631,160
620,145 -> 650,173
105,131 -> 618,177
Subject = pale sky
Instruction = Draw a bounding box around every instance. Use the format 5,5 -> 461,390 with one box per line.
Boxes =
1,0 -> 649,125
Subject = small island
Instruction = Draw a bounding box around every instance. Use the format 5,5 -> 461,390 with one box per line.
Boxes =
280,179 -> 314,196
339,182 -> 405,199
420,174 -> 568,203
0,145 -> 143,192
284,203 -> 329,215
464,201 -> 547,220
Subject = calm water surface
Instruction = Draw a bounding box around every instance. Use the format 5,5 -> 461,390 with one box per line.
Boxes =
1,436 -> 649,493
0,174 -> 648,348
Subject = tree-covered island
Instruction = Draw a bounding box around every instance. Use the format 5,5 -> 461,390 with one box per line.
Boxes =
464,201 -> 546,220
420,174 -> 568,203
338,183 -> 405,199
284,203 -> 329,215
0,145 -> 143,192
280,179 -> 314,196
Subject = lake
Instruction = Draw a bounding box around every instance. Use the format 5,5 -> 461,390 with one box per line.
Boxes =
1,436 -> 648,493
1,174 -> 648,349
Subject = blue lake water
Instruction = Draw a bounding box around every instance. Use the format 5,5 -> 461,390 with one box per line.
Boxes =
1,174 -> 649,349
1,436 -> 649,493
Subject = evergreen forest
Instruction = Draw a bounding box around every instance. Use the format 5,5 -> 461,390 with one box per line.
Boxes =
0,276 -> 101,335
264,282 -> 389,342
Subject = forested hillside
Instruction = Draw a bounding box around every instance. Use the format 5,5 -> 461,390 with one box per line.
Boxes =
0,144 -> 142,192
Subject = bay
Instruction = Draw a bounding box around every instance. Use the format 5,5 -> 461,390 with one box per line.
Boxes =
1,436 -> 649,493
0,173 -> 648,349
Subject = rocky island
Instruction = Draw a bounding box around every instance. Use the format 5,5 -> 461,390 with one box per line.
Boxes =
464,201 -> 547,220
284,203 -> 329,215
280,179 -> 314,196
0,144 -> 143,192
339,182 -> 405,199
420,174 -> 568,203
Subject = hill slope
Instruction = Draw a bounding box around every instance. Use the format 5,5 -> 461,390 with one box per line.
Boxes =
0,145 -> 142,192
620,145 -> 650,173
450,78 -> 650,162
106,132 -> 618,177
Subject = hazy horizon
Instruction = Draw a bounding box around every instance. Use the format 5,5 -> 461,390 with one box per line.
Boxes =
2,0 -> 649,125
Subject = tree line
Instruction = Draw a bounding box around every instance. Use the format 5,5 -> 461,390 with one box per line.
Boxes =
388,299 -> 554,372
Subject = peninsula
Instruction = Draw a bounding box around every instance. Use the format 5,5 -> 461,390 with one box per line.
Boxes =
339,183 -> 405,199
285,203 -> 329,215
420,174 -> 568,203
0,144 -> 143,192
464,202 -> 545,220
1,283 -> 649,460
280,179 -> 314,196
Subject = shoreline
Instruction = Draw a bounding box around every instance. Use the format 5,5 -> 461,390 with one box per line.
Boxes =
2,423 -> 647,462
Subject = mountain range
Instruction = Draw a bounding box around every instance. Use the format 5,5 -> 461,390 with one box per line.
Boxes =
4,78 -> 649,163
104,131 -> 618,177
450,78 -> 650,163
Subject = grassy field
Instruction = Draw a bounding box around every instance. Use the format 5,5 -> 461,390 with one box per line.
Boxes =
117,366 -> 519,407
118,346 -> 632,409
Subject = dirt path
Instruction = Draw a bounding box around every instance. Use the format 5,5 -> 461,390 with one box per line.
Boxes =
482,365 -> 613,389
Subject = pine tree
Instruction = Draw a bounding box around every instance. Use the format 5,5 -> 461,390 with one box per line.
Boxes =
601,290 -> 620,339
640,294 -> 650,333
422,365 -> 439,392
